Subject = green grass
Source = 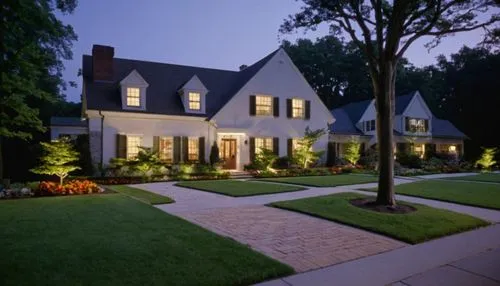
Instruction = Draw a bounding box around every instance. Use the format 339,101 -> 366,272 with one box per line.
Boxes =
447,173 -> 500,183
258,174 -> 378,187
270,192 -> 488,244
106,185 -> 174,204
363,180 -> 500,210
175,180 -> 306,196
0,195 -> 293,286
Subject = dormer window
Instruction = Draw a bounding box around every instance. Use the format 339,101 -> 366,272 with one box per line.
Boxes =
188,92 -> 201,110
126,87 -> 141,107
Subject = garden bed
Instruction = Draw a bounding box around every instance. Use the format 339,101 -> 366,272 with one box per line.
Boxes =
270,192 -> 489,244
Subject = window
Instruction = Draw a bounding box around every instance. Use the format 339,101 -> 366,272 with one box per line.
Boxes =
188,92 -> 201,110
255,137 -> 273,153
437,144 -> 457,154
256,95 -> 272,116
159,137 -> 173,162
412,144 -> 425,158
364,120 -> 376,132
188,138 -> 199,161
127,87 -> 141,107
292,98 -> 305,118
406,118 -> 428,133
126,136 -> 142,159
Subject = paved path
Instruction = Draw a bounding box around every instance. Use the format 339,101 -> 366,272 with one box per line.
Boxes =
181,205 -> 405,272
257,224 -> 500,286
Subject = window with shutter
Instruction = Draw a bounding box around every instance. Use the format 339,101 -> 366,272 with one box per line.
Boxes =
126,136 -> 142,159
159,137 -> 174,162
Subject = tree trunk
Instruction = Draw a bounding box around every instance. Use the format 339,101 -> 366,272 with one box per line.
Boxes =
374,63 -> 396,206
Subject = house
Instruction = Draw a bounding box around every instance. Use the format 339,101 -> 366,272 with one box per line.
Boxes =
330,91 -> 467,160
51,45 -> 334,171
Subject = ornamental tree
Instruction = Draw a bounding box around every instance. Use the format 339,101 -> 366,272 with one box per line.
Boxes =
294,127 -> 327,168
281,0 -> 499,206
475,147 -> 497,171
31,138 -> 80,185
209,141 -> 220,166
344,137 -> 362,165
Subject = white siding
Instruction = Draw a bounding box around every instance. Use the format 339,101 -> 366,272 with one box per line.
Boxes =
50,126 -> 88,140
212,49 -> 334,166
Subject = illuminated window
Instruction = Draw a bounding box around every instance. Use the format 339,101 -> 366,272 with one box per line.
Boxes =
188,92 -> 201,110
255,137 -> 273,153
292,98 -> 305,118
437,144 -> 457,154
406,118 -> 428,133
449,145 -> 457,153
127,87 -> 141,107
188,138 -> 199,161
159,137 -> 173,162
256,95 -> 272,116
291,138 -> 300,155
412,144 -> 425,158
126,136 -> 142,159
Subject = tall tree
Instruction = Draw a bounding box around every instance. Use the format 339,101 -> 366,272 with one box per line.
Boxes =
281,0 -> 499,206
0,0 -> 77,181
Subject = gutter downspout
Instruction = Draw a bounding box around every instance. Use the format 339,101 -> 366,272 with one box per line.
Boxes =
99,110 -> 104,176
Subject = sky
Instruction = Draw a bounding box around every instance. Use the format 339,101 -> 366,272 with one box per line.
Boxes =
60,0 -> 488,102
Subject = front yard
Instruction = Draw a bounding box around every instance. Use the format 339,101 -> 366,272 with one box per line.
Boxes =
0,194 -> 293,286
176,180 -> 305,196
447,173 -> 500,183
270,192 -> 488,244
364,180 -> 500,210
259,174 -> 378,187
106,185 -> 174,204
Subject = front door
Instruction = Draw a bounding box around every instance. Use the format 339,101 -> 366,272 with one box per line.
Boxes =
221,139 -> 237,169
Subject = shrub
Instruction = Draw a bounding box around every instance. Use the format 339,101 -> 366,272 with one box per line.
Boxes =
397,152 -> 422,168
293,127 -> 326,168
273,156 -> 292,169
475,147 -> 497,171
38,180 -> 102,196
254,148 -> 278,171
343,138 -> 361,165
209,141 -> 220,166
358,148 -> 378,169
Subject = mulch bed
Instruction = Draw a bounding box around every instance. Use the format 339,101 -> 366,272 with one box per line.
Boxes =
350,198 -> 417,214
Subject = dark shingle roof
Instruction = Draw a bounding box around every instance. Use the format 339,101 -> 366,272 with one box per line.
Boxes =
395,92 -> 416,114
432,118 -> 467,138
339,99 -> 372,124
50,117 -> 87,127
330,108 -> 363,134
82,49 -> 280,118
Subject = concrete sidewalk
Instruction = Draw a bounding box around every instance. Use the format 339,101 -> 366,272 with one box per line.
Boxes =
256,224 -> 500,286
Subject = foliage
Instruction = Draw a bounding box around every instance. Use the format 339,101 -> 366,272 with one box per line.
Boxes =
38,180 -> 101,196
130,147 -> 164,178
31,139 -> 80,185
282,0 -> 499,205
396,152 -> 422,169
293,127 -> 326,168
254,148 -> 279,171
358,148 -> 379,170
475,148 -> 497,171
0,0 -> 78,180
343,138 -> 361,165
170,163 -> 229,181
209,141 -> 220,166
273,156 -> 292,169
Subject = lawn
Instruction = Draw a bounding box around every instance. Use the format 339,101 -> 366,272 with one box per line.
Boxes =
270,192 -> 488,244
106,185 -> 174,204
0,195 -> 293,286
176,180 -> 306,196
447,173 -> 500,183
364,180 -> 500,210
259,174 -> 378,187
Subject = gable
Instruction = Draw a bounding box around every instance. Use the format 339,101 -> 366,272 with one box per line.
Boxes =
120,69 -> 148,87
402,91 -> 432,119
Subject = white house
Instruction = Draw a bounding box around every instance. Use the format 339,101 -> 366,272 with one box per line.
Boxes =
51,45 -> 334,171
330,91 -> 467,159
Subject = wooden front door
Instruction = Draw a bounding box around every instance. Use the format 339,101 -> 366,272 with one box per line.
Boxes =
221,139 -> 237,169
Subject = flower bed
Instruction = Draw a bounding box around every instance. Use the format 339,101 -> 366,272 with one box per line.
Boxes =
38,180 -> 103,196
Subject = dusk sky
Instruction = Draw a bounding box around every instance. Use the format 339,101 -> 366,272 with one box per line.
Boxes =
60,0 -> 488,102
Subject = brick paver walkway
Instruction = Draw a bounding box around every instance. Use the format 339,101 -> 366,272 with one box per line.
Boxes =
180,205 -> 406,272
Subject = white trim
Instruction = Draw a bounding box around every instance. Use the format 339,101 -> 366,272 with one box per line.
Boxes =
120,70 -> 149,87
86,110 -> 208,121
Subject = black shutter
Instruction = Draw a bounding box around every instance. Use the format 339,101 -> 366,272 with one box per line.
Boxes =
286,99 -> 292,118
198,137 -> 205,163
173,136 -> 181,163
273,97 -> 279,117
405,117 -> 410,131
117,134 -> 127,159
305,100 -> 311,120
326,142 -> 336,167
182,137 -> 189,162
424,119 -> 429,132
287,138 -> 293,158
153,136 -> 160,154
249,95 -> 256,116
249,137 -> 255,162
456,144 -> 462,157
273,137 -> 279,156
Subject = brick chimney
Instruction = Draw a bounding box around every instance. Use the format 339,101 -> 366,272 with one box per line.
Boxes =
92,45 -> 114,81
